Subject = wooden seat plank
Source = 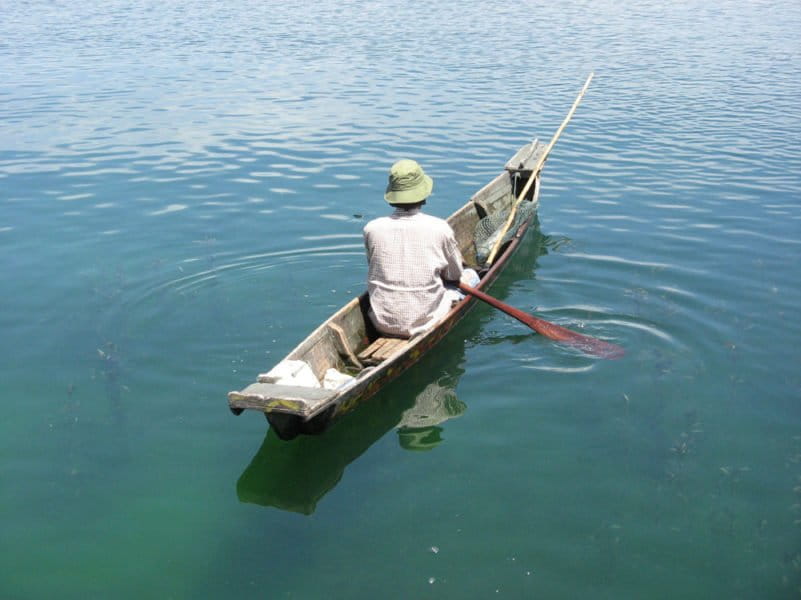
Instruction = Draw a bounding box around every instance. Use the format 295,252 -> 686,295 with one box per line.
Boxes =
357,337 -> 407,365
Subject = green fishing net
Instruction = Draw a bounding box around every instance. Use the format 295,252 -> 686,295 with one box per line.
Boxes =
474,199 -> 537,265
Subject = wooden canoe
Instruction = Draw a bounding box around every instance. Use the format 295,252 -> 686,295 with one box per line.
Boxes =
228,140 -> 546,440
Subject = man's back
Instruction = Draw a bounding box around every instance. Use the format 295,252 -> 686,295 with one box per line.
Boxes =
364,207 -> 463,337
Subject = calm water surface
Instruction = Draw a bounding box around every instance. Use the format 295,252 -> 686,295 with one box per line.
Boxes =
2,1 -> 801,598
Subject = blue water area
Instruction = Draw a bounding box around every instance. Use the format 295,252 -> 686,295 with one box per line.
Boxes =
2,1 -> 801,598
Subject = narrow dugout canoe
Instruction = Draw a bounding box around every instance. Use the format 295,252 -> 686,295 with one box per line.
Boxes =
229,140 -> 546,440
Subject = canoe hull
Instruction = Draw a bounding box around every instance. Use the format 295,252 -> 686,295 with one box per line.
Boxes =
272,231 -> 531,439
229,141 -> 546,440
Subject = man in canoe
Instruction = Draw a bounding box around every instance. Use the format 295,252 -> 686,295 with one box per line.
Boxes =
363,159 -> 479,338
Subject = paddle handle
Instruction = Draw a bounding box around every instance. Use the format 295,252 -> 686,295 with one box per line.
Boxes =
458,282 -> 555,336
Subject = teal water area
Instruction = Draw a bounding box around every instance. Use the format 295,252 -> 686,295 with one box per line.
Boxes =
2,1 -> 801,598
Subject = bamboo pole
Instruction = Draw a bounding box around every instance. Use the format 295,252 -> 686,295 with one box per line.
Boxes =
485,73 -> 594,266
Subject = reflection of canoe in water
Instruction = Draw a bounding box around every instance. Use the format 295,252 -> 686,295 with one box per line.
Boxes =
236,370 -> 465,515
229,141 -> 546,440
236,335 -> 469,514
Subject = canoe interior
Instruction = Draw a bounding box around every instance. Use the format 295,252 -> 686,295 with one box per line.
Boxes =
229,140 -> 546,438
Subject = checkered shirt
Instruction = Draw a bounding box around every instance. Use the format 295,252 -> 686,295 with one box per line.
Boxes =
363,207 -> 464,337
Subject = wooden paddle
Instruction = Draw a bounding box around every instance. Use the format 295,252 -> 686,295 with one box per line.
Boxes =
458,282 -> 625,359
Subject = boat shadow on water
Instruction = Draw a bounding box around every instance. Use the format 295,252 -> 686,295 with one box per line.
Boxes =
236,224 -> 549,514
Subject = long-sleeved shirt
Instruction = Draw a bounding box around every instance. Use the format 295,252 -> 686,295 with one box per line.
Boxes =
363,207 -> 464,337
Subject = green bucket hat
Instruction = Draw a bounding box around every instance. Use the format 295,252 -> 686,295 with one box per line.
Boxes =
384,159 -> 433,204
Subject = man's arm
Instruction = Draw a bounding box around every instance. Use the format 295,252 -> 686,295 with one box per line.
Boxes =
441,229 -> 464,282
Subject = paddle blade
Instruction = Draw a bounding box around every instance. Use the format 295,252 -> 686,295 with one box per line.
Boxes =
521,316 -> 625,359
459,282 -> 625,359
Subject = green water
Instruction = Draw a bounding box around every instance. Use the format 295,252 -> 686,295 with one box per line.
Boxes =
2,1 -> 801,598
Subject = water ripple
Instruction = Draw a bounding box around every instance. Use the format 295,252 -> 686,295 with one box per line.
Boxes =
3,0 -> 801,598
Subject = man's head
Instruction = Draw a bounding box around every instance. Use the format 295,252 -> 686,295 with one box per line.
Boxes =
384,159 -> 433,206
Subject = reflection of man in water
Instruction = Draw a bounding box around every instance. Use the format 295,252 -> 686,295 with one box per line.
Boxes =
396,377 -> 467,451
